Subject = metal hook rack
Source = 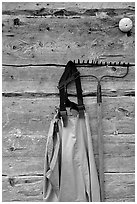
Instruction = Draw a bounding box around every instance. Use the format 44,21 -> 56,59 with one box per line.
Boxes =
79,62 -> 130,103
74,59 -> 134,67
58,59 -> 132,91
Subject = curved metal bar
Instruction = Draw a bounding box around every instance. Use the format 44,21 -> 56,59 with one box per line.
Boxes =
58,65 -> 130,90
100,65 -> 129,82
58,74 -> 100,90
81,74 -> 99,82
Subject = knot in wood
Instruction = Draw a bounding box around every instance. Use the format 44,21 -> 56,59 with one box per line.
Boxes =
13,18 -> 20,26
8,177 -> 15,187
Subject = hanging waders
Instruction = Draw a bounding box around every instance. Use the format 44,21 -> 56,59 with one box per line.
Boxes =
43,61 -> 101,202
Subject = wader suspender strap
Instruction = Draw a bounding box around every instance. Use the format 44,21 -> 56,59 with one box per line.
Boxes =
75,75 -> 85,118
59,61 -> 85,127
59,87 -> 67,127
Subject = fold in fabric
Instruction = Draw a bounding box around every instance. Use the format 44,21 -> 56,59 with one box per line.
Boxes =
43,112 -> 101,202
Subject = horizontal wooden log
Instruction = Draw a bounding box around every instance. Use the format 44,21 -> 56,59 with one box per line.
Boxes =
2,157 -> 44,176
2,64 -> 135,82
2,2 -> 135,12
2,153 -> 135,176
3,132 -> 135,157
2,65 -> 135,96
2,96 -> 135,136
2,8 -> 135,64
2,132 -> 135,173
2,173 -> 135,202
3,134 -> 135,175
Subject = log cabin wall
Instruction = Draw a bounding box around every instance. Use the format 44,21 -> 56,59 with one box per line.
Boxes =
2,2 -> 135,202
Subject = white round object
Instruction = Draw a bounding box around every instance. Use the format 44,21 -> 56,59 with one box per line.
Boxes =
119,18 -> 133,32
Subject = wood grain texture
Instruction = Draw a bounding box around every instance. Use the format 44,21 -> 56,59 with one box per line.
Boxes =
2,2 -> 135,11
2,2 -> 135,202
2,96 -> 135,174
2,96 -> 135,136
2,175 -> 43,202
3,134 -> 135,175
2,65 -> 135,96
2,3 -> 135,64
2,154 -> 135,176
3,130 -> 135,158
2,173 -> 135,202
